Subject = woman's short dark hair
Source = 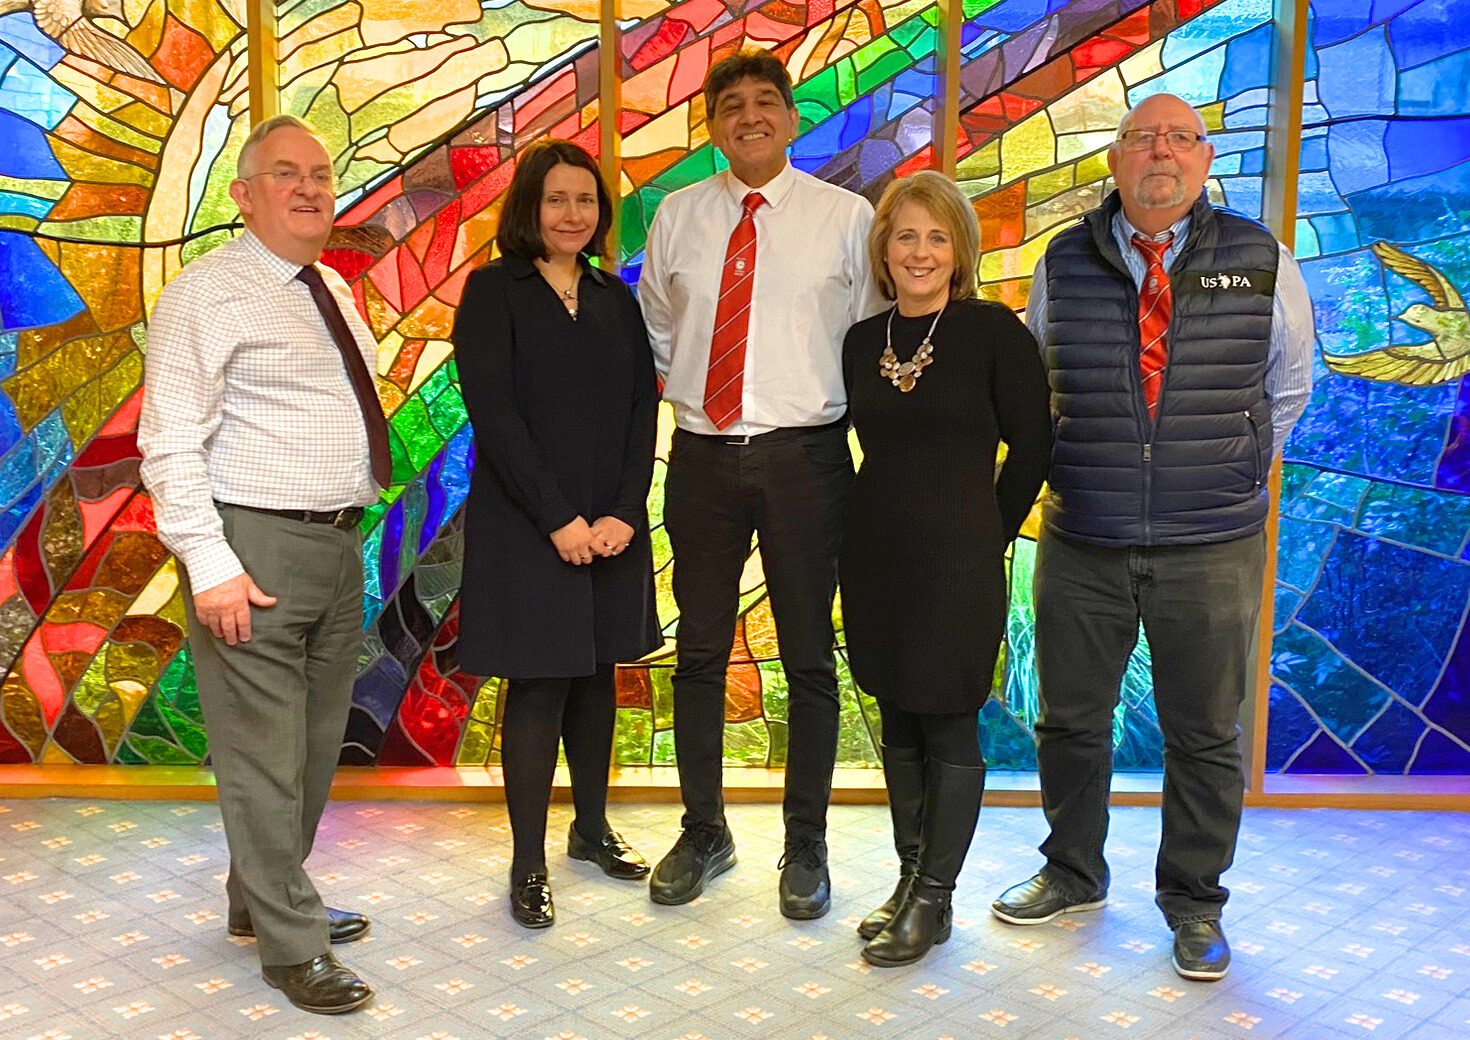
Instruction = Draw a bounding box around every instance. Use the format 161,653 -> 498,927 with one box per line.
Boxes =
496,139 -> 613,262
703,50 -> 796,114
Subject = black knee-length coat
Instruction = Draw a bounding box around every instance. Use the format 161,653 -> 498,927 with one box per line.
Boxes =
452,255 -> 661,679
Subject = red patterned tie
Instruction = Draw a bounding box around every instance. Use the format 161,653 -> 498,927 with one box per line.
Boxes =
704,191 -> 766,430
1132,232 -> 1174,421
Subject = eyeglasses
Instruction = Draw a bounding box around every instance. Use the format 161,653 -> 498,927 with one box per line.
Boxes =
245,169 -> 336,191
1116,130 -> 1208,152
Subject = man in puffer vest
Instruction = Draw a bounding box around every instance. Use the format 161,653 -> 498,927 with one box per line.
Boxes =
990,93 -> 1316,982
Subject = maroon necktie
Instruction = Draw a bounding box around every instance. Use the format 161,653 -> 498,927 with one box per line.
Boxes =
296,265 -> 392,488
704,191 -> 766,430
1132,232 -> 1174,420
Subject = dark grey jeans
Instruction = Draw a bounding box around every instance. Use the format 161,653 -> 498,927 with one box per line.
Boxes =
183,505 -> 362,966
1032,526 -> 1266,927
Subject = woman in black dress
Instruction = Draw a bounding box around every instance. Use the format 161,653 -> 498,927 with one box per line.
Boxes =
452,140 -> 661,929
840,170 -> 1052,966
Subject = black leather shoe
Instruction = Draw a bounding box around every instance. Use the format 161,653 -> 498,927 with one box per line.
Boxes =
649,823 -> 736,905
1172,919 -> 1231,981
567,823 -> 650,880
510,872 -> 554,929
229,907 -> 371,945
861,879 -> 952,967
778,838 -> 831,920
991,872 -> 1106,926
261,952 -> 372,1014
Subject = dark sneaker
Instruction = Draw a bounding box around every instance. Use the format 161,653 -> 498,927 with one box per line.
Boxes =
649,823 -> 736,905
778,837 -> 831,920
990,872 -> 1106,925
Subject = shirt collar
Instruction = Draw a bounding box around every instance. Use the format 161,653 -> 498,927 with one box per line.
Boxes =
504,252 -> 609,287
724,161 -> 796,210
1113,209 -> 1191,247
240,229 -> 316,286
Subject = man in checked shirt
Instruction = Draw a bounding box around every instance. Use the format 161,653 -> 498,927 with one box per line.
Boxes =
139,115 -> 383,1015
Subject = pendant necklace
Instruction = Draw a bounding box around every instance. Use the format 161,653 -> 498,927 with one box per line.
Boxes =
878,303 -> 945,392
543,266 -> 579,319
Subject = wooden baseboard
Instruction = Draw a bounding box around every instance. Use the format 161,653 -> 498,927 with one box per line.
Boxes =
0,765 -> 1464,810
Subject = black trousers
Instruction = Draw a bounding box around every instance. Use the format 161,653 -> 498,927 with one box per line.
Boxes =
664,423 -> 853,841
501,665 -> 616,876
1033,527 -> 1267,927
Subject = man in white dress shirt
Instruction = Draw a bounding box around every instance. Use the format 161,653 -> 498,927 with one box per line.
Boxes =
639,50 -> 882,918
139,115 -> 380,1014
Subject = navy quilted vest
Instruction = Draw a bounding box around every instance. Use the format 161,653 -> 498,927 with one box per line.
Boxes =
1041,191 -> 1279,546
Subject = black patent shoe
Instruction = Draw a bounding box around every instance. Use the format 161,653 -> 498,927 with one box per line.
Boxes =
778,838 -> 831,920
230,906 -> 371,945
649,823 -> 736,905
1172,919 -> 1231,981
858,870 -> 915,940
861,880 -> 952,967
990,872 -> 1106,926
261,952 -> 373,1014
567,823 -> 650,880
510,872 -> 554,929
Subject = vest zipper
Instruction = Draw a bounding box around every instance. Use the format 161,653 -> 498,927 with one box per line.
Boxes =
1246,410 -> 1262,488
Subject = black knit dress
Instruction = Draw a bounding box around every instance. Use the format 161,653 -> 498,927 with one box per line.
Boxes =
839,298 -> 1053,714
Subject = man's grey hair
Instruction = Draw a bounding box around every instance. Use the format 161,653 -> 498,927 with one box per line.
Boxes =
236,114 -> 330,179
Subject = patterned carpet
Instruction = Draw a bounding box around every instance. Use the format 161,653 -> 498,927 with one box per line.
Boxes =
1,798 -> 1468,1039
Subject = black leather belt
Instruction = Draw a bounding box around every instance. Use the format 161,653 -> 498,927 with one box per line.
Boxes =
677,417 -> 848,447
218,502 -> 364,529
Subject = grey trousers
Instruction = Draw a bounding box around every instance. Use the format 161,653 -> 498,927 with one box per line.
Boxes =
1032,527 -> 1267,927
183,505 -> 362,966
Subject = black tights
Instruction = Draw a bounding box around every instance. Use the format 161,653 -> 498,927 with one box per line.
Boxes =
501,664 -> 616,878
877,701 -> 984,767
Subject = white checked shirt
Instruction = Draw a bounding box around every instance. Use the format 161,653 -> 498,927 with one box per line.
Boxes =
139,231 -> 380,594
639,163 -> 885,436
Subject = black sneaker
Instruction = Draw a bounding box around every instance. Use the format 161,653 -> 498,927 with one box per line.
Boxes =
778,837 -> 830,920
649,823 -> 736,905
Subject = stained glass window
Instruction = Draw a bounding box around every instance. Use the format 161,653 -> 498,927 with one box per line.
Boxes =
1267,0 -> 1470,775
1,0 -> 1466,781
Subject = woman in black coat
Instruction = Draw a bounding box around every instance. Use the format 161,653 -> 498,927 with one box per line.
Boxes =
839,171 -> 1052,966
452,139 -> 661,929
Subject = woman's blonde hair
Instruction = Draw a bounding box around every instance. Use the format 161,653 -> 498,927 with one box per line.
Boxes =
868,170 -> 979,302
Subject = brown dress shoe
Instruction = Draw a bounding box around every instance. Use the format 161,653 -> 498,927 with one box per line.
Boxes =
261,952 -> 372,1014
229,907 -> 371,945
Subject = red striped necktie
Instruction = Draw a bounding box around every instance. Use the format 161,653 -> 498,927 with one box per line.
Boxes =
1132,231 -> 1174,421
704,191 -> 766,430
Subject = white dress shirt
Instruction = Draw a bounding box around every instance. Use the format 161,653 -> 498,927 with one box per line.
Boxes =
139,231 -> 381,594
1027,210 -> 1316,451
639,163 -> 885,436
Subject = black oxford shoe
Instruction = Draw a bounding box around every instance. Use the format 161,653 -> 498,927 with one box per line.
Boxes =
990,872 -> 1106,926
567,823 -> 650,880
1172,919 -> 1231,981
778,838 -> 831,920
261,952 -> 372,1014
510,872 -> 554,929
649,823 -> 736,905
229,907 -> 371,945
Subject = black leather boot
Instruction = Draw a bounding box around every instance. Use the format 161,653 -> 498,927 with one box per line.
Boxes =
858,744 -> 924,940
862,758 -> 984,967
